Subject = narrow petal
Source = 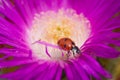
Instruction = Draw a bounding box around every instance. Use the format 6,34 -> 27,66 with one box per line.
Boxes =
72,59 -> 90,80
78,57 -> 102,80
82,54 -> 112,78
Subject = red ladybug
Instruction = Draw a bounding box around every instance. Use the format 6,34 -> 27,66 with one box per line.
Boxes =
57,38 -> 80,55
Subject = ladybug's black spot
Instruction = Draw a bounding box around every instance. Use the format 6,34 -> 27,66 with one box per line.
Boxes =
72,42 -> 75,45
64,44 -> 66,48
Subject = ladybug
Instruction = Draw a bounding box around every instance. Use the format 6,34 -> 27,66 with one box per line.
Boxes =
57,38 -> 80,55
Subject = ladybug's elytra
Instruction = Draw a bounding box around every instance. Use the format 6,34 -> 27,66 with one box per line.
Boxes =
57,38 -> 80,55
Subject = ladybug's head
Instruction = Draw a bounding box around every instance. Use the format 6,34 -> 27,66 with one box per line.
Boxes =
71,46 -> 80,54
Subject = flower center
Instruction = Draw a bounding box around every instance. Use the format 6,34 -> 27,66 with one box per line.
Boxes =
26,9 -> 91,61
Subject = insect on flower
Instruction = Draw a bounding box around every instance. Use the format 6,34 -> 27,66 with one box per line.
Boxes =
57,38 -> 80,56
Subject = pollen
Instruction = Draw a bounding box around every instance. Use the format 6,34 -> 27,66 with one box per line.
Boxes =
26,9 -> 91,60
45,20 -> 72,44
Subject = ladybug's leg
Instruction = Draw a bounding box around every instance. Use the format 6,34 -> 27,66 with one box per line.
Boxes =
71,47 -> 75,56
73,51 -> 75,56
72,50 -> 76,57
66,51 -> 70,57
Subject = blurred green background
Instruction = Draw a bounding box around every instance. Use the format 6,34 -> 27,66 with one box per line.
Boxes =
98,57 -> 120,80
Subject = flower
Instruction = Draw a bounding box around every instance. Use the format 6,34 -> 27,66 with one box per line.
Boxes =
0,0 -> 120,80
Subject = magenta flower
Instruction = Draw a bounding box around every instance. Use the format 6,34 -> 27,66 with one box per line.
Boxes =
0,0 -> 120,80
